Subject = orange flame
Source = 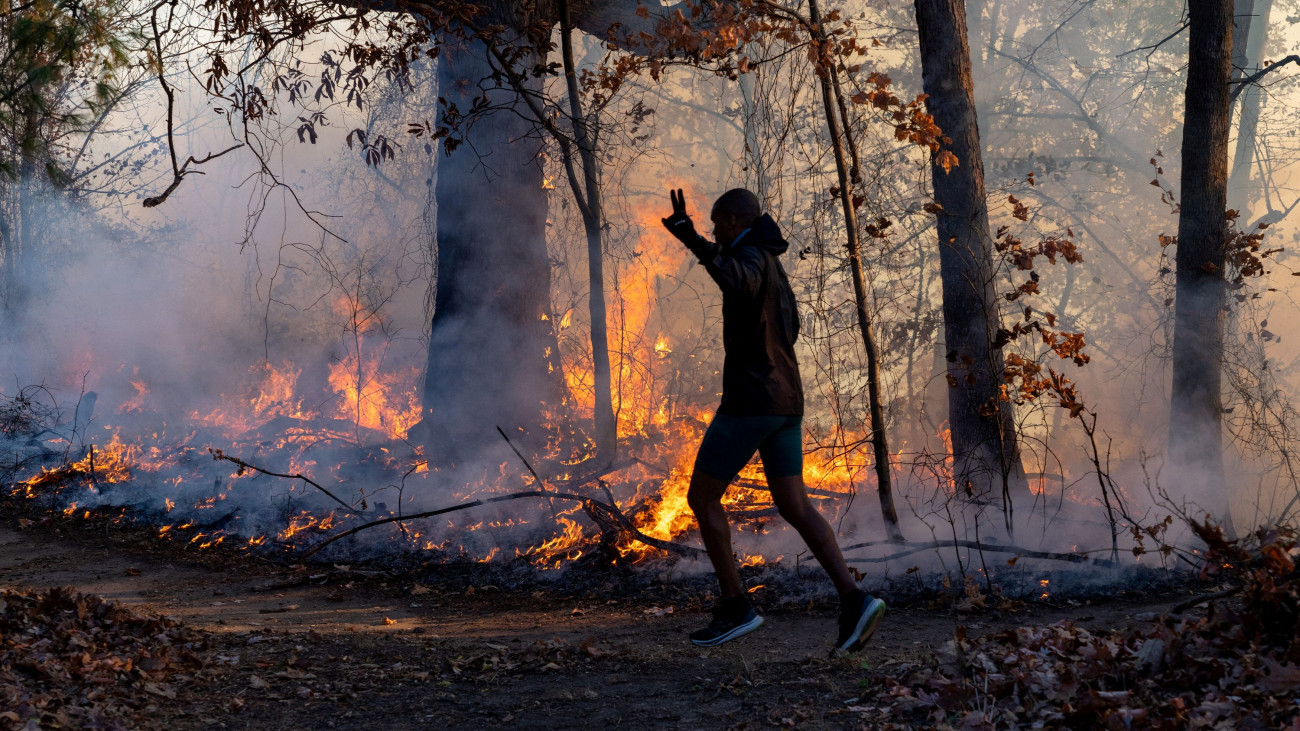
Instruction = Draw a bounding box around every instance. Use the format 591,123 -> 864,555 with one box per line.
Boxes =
327,351 -> 421,440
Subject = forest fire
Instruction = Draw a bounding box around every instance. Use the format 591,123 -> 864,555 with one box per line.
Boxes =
8,0 -> 1300,725
0,0 -> 1289,607
1,297 -> 891,571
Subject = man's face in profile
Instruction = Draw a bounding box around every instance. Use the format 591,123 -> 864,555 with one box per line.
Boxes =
710,207 -> 745,247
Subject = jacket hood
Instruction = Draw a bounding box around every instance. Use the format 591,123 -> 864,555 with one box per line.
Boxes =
733,213 -> 788,255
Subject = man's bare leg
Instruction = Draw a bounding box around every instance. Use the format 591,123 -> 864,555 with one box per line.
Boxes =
687,470 -> 745,599
767,474 -> 858,596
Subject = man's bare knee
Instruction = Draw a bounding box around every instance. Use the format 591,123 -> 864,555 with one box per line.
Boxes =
775,496 -> 812,526
687,488 -> 714,517
688,473 -> 728,517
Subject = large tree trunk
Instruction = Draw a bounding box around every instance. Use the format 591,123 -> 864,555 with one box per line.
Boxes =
416,33 -> 562,464
913,0 -> 1028,524
1169,0 -> 1234,528
414,0 -> 682,464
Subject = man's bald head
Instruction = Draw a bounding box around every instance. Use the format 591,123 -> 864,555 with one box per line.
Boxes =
711,188 -> 762,226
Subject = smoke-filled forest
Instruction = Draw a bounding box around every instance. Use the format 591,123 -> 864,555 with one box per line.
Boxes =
4,0 -> 1300,727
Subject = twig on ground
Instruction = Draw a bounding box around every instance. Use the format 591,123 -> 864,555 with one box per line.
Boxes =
841,538 -> 1116,567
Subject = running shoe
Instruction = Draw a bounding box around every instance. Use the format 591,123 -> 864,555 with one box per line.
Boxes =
836,590 -> 886,652
690,599 -> 764,647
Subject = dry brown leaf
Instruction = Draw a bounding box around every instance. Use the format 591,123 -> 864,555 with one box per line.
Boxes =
1258,658 -> 1300,693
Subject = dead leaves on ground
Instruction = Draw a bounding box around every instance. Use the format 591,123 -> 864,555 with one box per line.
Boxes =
444,636 -> 625,682
849,613 -> 1299,729
0,586 -> 206,729
848,525 -> 1300,729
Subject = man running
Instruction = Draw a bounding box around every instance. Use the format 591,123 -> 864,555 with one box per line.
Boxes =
661,188 -> 886,651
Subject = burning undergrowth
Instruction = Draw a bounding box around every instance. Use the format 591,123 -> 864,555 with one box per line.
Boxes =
0,362 -> 1200,603
1,331 -> 895,572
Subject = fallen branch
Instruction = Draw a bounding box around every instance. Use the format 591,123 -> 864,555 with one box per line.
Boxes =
1168,586 -> 1240,615
250,568 -> 387,592
841,538 -> 1116,567
629,460 -> 849,500
209,445 -> 701,560
733,478 -> 851,501
298,488 -> 703,559
209,448 -> 358,515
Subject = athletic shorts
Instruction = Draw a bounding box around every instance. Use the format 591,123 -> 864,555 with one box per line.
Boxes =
693,414 -> 804,481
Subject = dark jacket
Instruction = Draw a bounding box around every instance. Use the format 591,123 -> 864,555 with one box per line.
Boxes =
688,213 -> 803,416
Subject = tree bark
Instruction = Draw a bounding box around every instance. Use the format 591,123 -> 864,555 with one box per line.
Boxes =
913,0 -> 1028,524
413,0 -> 692,463
416,29 -> 562,463
1169,0 -> 1234,529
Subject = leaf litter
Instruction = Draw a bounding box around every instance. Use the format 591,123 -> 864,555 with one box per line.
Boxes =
1,586 -> 206,730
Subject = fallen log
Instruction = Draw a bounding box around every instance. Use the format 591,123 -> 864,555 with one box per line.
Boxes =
1168,586 -> 1240,615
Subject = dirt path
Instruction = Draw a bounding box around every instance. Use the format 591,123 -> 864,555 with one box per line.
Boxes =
1,521 -> 1186,729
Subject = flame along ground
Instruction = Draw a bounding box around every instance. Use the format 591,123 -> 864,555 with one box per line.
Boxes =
6,222 -> 894,571
6,205 -> 1101,571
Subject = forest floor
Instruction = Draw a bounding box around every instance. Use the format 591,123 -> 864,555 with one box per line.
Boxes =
0,511 -> 1227,730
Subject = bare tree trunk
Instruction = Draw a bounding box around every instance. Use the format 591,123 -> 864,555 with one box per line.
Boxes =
913,0 -> 1028,527
559,0 -> 617,464
737,68 -> 770,206
6,107 -> 42,314
1169,0 -> 1234,530
807,0 -> 903,541
1228,0 -> 1271,217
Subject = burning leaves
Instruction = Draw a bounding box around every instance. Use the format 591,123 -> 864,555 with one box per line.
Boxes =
0,587 -> 205,729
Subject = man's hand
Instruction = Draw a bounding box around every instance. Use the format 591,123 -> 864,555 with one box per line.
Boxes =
661,188 -> 698,240
662,189 -> 714,260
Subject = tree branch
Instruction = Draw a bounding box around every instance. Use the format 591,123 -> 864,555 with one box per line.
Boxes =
1230,54 -> 1300,102
1115,21 -> 1189,60
298,487 -> 705,559
572,0 -> 689,46
141,144 -> 245,207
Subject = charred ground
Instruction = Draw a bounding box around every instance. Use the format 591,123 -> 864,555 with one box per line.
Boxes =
7,500 -> 1279,730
